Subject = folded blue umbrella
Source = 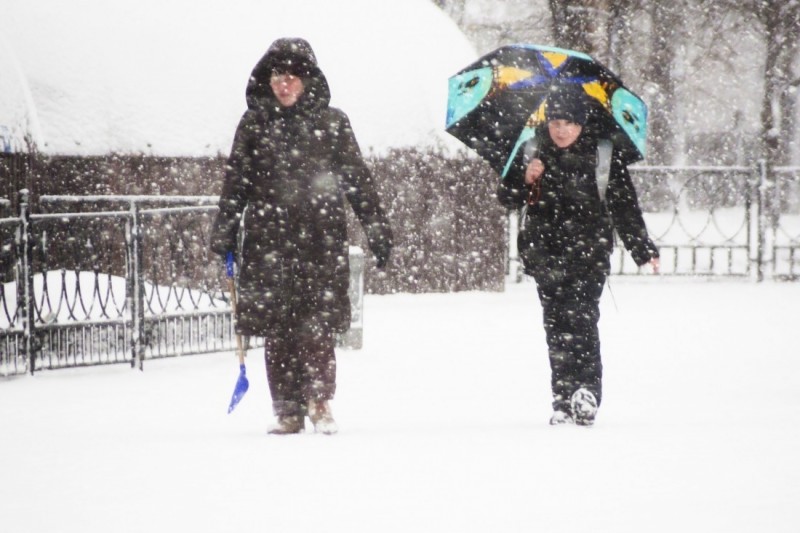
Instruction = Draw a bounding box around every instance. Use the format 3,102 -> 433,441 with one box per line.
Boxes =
226,252 -> 249,413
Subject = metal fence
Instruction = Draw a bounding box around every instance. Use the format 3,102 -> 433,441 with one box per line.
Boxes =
507,162 -> 800,281
3,162 -> 799,377
1,193 -> 364,377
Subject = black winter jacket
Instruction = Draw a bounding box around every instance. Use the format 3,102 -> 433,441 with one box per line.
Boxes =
497,130 -> 657,282
211,38 -> 392,336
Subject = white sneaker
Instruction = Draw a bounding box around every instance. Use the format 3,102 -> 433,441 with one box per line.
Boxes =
549,410 -> 574,425
308,400 -> 338,435
570,388 -> 598,427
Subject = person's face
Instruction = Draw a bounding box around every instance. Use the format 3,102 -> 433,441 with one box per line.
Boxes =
547,119 -> 583,148
270,72 -> 305,107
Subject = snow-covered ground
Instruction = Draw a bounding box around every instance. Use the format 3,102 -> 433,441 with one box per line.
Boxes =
1,278 -> 798,532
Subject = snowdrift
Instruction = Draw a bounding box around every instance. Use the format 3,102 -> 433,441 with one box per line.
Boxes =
2,0 -> 477,156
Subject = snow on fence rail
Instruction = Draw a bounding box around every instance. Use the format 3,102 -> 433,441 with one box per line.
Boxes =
1,193 -> 365,377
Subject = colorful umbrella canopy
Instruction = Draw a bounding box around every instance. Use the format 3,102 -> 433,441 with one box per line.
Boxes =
445,44 -> 648,178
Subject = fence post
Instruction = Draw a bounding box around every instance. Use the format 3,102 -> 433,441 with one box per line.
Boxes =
16,189 -> 36,374
756,159 -> 776,282
751,161 -> 762,281
126,200 -> 145,370
506,210 -> 522,283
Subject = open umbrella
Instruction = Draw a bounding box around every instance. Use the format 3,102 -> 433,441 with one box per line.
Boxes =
445,44 -> 647,179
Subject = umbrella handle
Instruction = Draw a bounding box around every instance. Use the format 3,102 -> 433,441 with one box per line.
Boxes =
226,254 -> 246,366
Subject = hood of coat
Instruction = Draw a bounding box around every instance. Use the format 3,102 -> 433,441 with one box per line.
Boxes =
245,37 -> 331,113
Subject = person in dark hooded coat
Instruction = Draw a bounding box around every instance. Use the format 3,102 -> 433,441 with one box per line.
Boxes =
497,85 -> 659,427
211,38 -> 393,435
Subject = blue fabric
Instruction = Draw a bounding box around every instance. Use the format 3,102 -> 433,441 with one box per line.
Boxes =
611,87 -> 648,158
226,251 -> 235,278
446,67 -> 493,128
227,364 -> 249,414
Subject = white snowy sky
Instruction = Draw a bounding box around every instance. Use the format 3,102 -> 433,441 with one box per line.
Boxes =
1,0 -> 477,156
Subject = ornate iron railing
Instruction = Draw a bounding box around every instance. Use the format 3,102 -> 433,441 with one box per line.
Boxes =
1,193 -> 365,377
769,166 -> 800,280
617,165 -> 754,277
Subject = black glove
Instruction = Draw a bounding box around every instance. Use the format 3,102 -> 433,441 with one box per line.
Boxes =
373,244 -> 391,269
367,222 -> 393,270
210,212 -> 241,257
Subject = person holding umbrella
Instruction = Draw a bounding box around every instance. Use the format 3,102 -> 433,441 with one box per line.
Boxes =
211,37 -> 393,435
497,84 -> 659,427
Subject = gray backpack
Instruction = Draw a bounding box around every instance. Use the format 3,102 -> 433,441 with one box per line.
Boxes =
524,137 -> 614,202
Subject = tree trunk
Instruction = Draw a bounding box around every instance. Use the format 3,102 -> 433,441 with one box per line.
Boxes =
758,2 -> 781,164
776,5 -> 800,166
755,0 -> 800,166
643,1 -> 681,165
549,0 -> 611,61
607,0 -> 636,74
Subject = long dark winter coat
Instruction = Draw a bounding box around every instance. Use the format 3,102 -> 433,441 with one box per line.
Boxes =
211,39 -> 392,337
497,128 -> 658,282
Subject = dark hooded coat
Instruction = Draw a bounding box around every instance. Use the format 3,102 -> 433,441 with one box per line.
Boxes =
497,126 -> 658,284
211,38 -> 392,337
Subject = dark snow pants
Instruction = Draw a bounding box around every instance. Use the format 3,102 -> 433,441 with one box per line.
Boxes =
534,271 -> 606,414
263,317 -> 336,417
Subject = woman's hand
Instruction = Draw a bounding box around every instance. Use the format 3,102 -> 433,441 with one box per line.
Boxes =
649,257 -> 660,274
525,158 -> 545,186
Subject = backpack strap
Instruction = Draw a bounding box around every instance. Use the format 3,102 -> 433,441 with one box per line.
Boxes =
517,137 -> 542,225
523,136 -> 541,166
596,139 -> 613,203
524,136 -> 612,202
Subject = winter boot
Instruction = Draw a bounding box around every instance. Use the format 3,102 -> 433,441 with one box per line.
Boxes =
570,388 -> 598,427
549,410 -> 574,425
267,415 -> 305,435
308,399 -> 338,435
